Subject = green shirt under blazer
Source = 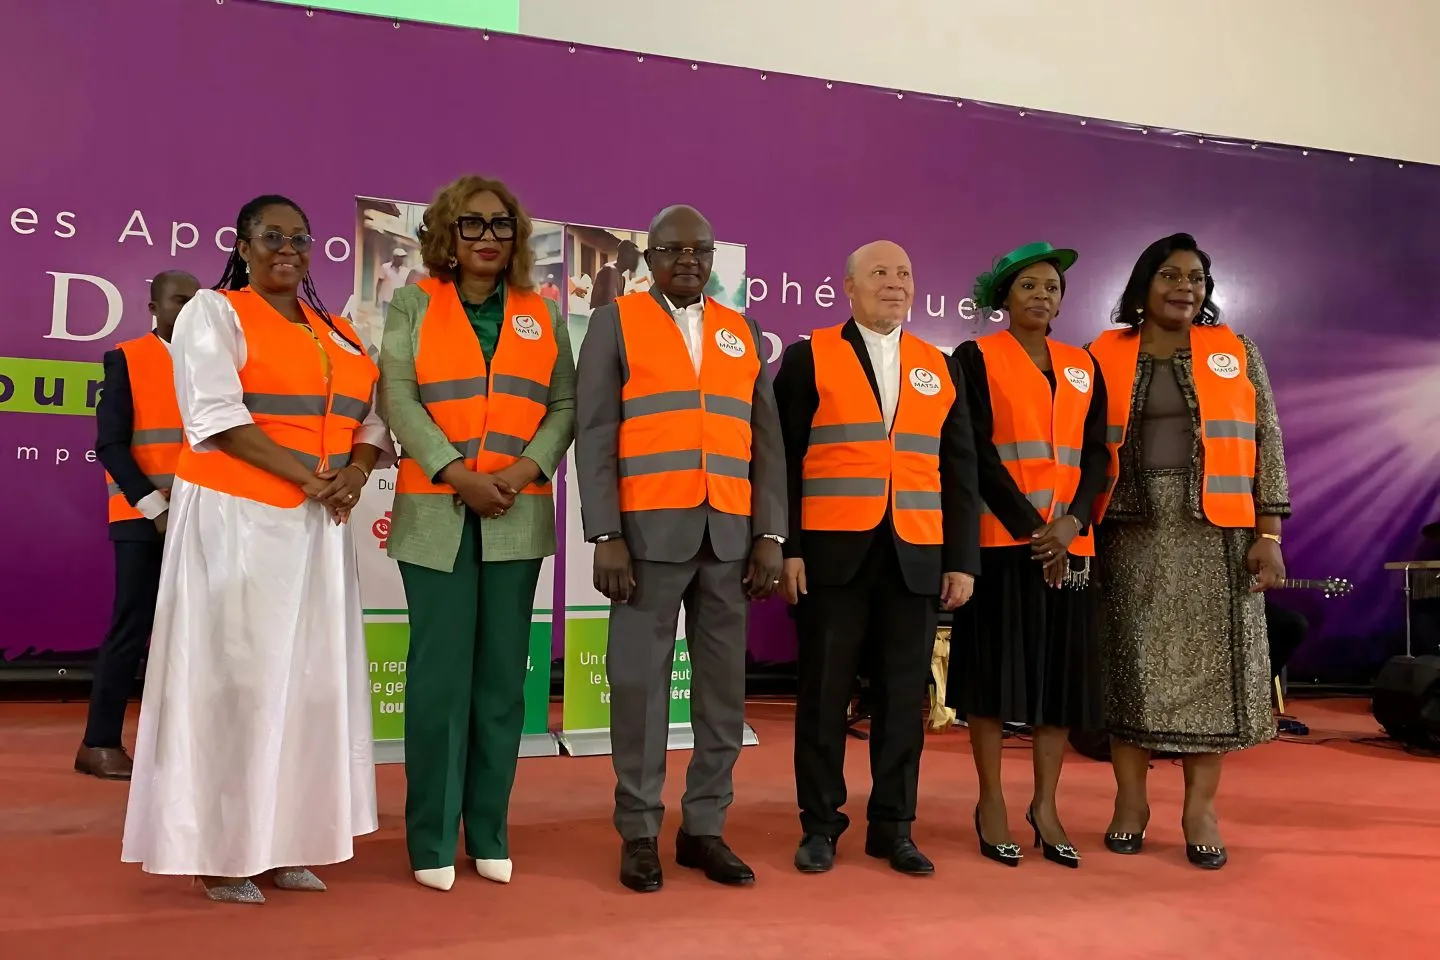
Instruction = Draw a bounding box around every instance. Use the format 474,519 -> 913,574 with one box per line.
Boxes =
378,281 -> 576,572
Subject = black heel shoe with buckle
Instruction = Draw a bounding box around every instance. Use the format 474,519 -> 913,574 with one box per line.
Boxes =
973,806 -> 1022,867
1185,843 -> 1228,870
1104,808 -> 1149,855
1026,808 -> 1080,868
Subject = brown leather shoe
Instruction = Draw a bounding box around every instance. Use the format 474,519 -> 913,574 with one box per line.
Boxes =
75,745 -> 133,780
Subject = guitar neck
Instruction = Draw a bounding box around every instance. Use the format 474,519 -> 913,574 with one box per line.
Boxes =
1281,579 -> 1324,590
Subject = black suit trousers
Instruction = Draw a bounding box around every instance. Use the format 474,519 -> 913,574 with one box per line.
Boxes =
83,539 -> 164,748
793,532 -> 937,841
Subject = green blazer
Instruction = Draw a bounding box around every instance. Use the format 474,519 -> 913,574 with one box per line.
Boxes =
378,282 -> 576,572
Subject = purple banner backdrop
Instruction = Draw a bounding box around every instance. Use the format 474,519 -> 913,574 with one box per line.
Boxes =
2,0 -> 1437,679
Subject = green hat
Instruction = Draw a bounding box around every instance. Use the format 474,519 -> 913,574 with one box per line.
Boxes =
972,241 -> 1078,311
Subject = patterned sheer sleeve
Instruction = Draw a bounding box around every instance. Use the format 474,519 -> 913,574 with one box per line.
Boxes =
1240,334 -> 1291,517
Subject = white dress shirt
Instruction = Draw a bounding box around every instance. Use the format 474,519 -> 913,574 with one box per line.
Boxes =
855,321 -> 902,432
135,334 -> 174,521
660,292 -> 706,374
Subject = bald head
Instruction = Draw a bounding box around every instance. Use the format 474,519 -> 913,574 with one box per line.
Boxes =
149,270 -> 200,341
645,205 -> 715,305
843,240 -> 913,333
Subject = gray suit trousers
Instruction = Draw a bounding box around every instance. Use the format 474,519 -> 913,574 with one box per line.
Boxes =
608,540 -> 748,841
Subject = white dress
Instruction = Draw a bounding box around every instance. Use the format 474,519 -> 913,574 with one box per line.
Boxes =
121,290 -> 393,877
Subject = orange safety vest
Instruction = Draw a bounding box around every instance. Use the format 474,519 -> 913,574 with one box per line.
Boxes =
174,289 -> 380,508
801,323 -> 954,545
104,333 -> 183,524
975,331 -> 1097,557
615,292 -> 759,517
1089,324 -> 1256,527
394,279 -> 557,498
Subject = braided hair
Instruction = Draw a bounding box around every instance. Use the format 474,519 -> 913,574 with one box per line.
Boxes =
217,194 -> 363,352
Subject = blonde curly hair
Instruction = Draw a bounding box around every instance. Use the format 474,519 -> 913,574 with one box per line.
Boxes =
418,175 -> 536,291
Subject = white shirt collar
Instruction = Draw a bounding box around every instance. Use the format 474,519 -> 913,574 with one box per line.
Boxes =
854,319 -> 902,348
660,291 -> 705,316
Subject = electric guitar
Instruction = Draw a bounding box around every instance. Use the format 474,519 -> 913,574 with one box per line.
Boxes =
1277,576 -> 1353,598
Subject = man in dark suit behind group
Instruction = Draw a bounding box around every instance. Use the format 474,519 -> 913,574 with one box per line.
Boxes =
774,240 -> 981,875
75,270 -> 198,780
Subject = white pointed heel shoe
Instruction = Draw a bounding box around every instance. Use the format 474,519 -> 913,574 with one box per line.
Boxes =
474,858 -> 512,884
413,866 -> 456,891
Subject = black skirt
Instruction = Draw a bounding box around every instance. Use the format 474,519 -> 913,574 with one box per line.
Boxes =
946,545 -> 1104,731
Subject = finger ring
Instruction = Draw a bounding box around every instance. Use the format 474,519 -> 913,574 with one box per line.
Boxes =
772,578 -> 781,584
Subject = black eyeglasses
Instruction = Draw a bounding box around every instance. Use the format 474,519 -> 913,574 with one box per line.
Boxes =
249,230 -> 313,253
649,244 -> 716,261
454,215 -> 517,242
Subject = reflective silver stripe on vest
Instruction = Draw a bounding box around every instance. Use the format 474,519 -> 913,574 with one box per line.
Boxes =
1205,475 -> 1252,495
1203,419 -> 1256,441
1106,425 -> 1126,444
483,432 -> 528,457
456,437 -> 483,459
1055,445 -> 1083,468
618,449 -> 703,477
995,440 -> 1053,462
491,373 -> 549,405
703,393 -> 752,422
802,477 -> 888,498
623,389 -> 701,419
809,422 -> 889,445
331,394 -> 372,422
284,449 -> 350,473
893,432 -> 940,456
705,453 -> 750,479
108,472 -> 175,497
418,377 -> 488,404
243,393 -> 328,416
894,490 -> 941,510
981,488 -> 1054,515
131,428 -> 184,446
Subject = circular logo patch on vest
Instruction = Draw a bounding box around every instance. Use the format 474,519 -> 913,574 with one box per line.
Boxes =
1063,366 -> 1091,393
715,328 -> 747,358
1207,351 -> 1240,379
511,314 -> 542,341
328,329 -> 362,355
909,366 -> 941,396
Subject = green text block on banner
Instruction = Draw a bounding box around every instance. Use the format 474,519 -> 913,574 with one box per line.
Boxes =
557,610 -> 699,756
260,0 -> 519,30
365,614 -> 556,762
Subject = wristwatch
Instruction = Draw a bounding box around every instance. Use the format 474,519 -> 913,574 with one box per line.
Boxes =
759,533 -> 787,545
590,532 -> 622,544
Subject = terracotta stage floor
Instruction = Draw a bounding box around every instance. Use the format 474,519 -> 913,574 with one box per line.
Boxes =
1,696 -> 1436,959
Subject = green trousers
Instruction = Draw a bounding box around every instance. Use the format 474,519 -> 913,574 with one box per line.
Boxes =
399,513 -> 542,869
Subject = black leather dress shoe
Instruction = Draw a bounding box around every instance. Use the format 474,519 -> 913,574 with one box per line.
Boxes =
620,838 -> 663,892
864,836 -> 935,876
675,830 -> 755,885
794,834 -> 837,873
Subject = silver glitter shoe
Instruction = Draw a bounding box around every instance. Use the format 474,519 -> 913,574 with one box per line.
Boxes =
272,868 -> 327,892
200,877 -> 266,904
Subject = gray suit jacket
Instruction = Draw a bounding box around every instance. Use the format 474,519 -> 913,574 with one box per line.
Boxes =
574,288 -> 787,564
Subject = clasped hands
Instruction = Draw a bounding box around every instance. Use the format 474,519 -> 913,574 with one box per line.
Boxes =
303,463 -> 369,525
1031,514 -> 1081,588
442,458 -> 540,521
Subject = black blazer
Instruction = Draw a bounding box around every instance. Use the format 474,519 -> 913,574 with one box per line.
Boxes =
95,343 -> 164,543
772,319 -> 981,595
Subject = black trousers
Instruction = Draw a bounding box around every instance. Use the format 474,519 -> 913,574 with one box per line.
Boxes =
83,540 -> 163,748
1264,601 -> 1309,681
793,534 -> 937,841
